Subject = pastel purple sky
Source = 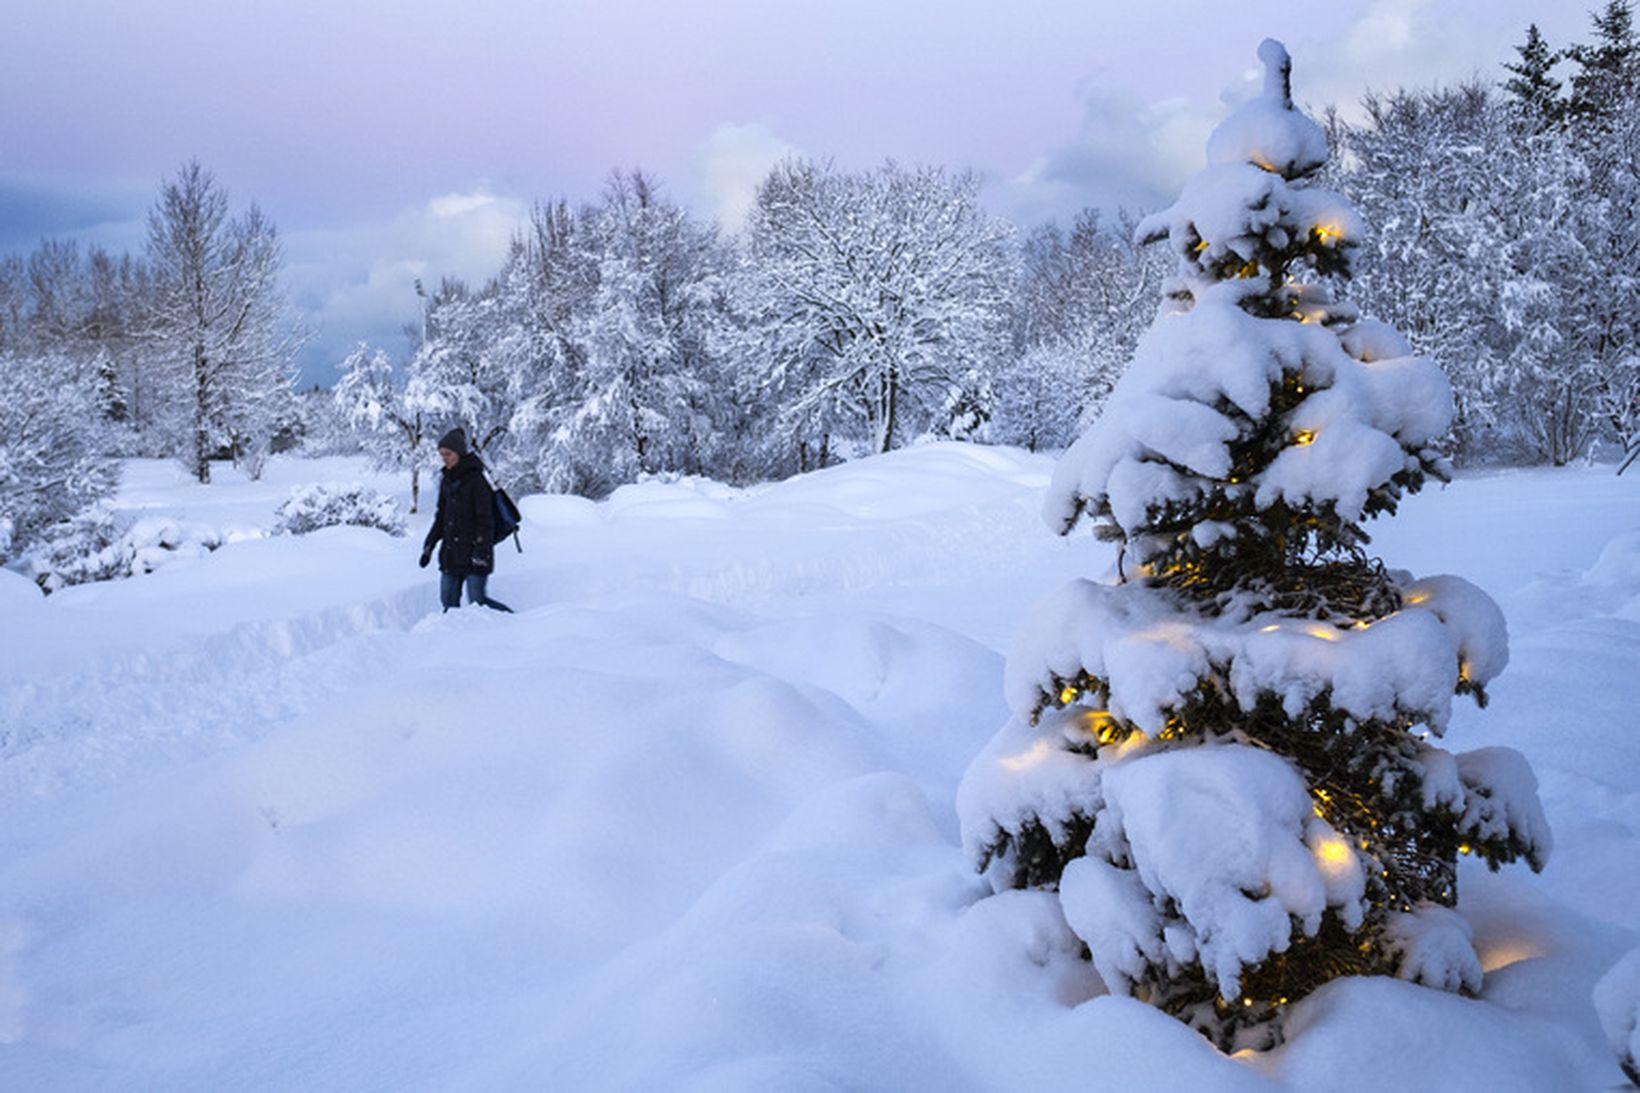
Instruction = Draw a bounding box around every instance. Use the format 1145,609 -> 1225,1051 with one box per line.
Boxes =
1,0 -> 1590,383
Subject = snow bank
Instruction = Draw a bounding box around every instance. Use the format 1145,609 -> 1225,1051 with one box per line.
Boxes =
0,447 -> 1634,1088
1595,945 -> 1640,1085
0,568 -> 42,609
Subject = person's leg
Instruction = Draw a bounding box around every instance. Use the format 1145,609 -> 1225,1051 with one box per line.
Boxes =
440,572 -> 462,611
465,572 -> 514,612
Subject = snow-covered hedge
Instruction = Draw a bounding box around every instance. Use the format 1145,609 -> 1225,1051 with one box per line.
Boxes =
25,504 -> 224,593
274,483 -> 406,538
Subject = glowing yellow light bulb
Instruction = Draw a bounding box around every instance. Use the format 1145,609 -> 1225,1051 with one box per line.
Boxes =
1315,837 -> 1352,867
1059,685 -> 1079,706
1293,429 -> 1317,446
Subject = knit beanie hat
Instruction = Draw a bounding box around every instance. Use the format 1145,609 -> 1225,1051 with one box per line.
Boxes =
437,427 -> 468,455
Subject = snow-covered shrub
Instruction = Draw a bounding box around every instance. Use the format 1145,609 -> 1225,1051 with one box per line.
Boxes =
1595,945 -> 1640,1086
957,40 -> 1550,1052
25,503 -> 224,593
274,483 -> 406,537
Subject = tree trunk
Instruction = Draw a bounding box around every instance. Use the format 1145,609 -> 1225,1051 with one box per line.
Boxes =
194,344 -> 211,483
878,363 -> 899,454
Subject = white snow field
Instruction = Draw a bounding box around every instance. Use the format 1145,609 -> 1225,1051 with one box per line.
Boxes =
1,445 -> 1637,1091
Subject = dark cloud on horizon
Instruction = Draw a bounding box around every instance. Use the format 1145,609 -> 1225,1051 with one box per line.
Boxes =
0,180 -> 146,254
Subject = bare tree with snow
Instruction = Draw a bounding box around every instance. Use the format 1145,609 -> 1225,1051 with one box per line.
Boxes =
144,161 -> 300,483
993,213 -> 1166,451
740,159 -> 1013,468
333,344 -> 431,511
556,171 -> 735,492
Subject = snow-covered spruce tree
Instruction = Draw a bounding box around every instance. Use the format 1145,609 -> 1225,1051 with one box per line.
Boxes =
957,41 -> 1551,1050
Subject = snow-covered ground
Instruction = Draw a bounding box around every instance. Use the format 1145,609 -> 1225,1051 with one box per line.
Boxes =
2,445 -> 1637,1090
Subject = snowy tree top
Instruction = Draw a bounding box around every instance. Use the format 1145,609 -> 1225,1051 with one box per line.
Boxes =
1205,39 -> 1330,180
1053,40 -> 1453,595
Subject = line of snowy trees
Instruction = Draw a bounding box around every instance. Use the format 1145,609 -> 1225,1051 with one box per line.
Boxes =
6,4 -> 1637,565
1327,2 -> 1640,465
0,162 -> 303,562
336,162 -> 1153,507
336,5 -> 1640,506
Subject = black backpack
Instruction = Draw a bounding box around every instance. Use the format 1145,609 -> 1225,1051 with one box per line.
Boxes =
491,480 -> 522,552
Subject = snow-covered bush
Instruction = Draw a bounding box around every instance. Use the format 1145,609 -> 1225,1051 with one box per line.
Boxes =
957,40 -> 1550,1051
1595,945 -> 1640,1086
25,503 -> 224,593
0,349 -> 120,566
274,483 -> 406,537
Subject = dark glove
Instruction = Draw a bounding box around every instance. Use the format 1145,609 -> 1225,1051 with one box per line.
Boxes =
419,546 -> 432,568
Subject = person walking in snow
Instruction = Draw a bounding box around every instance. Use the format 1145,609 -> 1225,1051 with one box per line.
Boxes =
420,427 -> 513,613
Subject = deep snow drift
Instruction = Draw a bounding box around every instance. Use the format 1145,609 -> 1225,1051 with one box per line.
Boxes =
1,446 -> 1637,1090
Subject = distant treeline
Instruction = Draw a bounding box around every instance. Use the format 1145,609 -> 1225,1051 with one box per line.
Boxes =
3,4 -> 1637,564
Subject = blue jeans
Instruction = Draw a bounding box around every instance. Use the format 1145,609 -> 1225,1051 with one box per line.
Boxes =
440,571 -> 513,613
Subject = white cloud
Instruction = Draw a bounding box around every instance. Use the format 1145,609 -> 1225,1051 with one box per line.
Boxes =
282,186 -> 527,379
692,123 -> 798,232
998,0 -> 1585,227
1288,0 -> 1587,121
1000,90 -> 1220,225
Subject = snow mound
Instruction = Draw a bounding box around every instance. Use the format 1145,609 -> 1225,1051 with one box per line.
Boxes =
1594,944 -> 1640,1085
0,567 -> 42,608
604,478 -> 740,521
1266,975 -> 1592,1089
518,491 -> 600,527
1585,530 -> 1640,587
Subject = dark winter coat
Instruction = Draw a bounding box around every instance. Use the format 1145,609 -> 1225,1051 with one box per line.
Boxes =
423,454 -> 495,575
